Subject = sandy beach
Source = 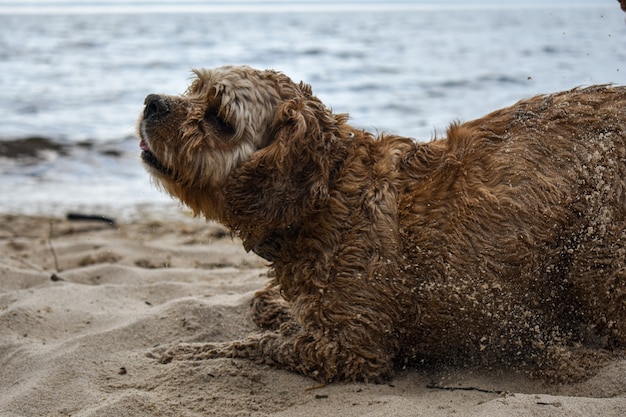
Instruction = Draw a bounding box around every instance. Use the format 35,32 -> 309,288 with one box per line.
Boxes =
0,210 -> 624,416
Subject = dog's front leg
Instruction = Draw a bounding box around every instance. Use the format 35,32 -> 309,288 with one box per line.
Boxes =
250,286 -> 292,330
158,323 -> 393,383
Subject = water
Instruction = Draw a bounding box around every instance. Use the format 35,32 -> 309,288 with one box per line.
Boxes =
0,1 -> 623,218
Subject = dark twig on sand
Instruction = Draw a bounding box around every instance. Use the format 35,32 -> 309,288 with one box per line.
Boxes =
426,383 -> 505,395
47,221 -> 60,273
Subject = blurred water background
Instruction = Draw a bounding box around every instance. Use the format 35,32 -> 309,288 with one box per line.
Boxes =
0,0 -> 623,218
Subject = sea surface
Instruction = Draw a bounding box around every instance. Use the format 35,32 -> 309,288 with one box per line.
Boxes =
0,1 -> 624,218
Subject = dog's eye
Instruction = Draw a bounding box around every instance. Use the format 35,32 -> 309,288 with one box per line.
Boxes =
204,108 -> 235,136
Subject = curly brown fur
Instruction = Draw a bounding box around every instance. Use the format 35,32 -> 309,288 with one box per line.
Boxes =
250,287 -> 291,330
139,65 -> 626,383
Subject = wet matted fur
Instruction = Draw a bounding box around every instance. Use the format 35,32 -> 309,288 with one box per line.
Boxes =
138,65 -> 626,383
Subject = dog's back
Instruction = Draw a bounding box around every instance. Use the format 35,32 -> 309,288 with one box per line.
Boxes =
393,85 -> 626,378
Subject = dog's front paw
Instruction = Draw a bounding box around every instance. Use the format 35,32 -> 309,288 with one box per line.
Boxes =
152,339 -> 264,364
153,342 -> 225,364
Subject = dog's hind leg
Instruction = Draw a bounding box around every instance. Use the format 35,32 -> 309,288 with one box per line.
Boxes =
564,226 -> 626,349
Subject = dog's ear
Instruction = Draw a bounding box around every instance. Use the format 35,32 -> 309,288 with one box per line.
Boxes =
225,86 -> 347,250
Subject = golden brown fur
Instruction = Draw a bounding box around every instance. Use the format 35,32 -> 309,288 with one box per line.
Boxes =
139,65 -> 626,383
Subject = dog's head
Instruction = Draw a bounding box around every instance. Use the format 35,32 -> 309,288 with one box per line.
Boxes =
138,66 -> 297,189
138,65 -> 351,243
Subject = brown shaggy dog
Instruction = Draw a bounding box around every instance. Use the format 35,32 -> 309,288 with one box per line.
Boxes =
139,65 -> 626,383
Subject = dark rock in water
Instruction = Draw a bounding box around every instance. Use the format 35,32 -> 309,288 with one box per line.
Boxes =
66,212 -> 117,227
100,148 -> 123,158
0,136 -> 69,159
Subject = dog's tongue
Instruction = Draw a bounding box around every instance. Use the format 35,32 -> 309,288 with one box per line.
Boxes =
139,139 -> 150,152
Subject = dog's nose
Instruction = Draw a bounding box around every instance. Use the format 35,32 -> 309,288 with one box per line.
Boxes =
144,94 -> 170,119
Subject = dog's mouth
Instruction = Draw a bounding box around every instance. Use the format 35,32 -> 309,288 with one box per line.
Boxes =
139,136 -> 172,176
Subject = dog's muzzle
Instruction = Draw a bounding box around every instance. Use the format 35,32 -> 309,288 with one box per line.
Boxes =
139,94 -> 173,176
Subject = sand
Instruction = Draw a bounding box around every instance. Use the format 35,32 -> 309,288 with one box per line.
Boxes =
1,210 -> 625,417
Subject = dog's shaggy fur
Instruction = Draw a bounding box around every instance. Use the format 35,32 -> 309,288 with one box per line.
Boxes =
139,65 -> 626,383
